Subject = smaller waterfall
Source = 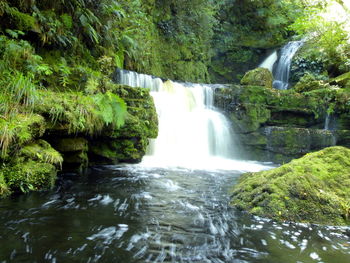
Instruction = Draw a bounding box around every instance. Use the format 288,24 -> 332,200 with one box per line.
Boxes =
273,41 -> 304,90
323,113 -> 337,146
259,51 -> 277,73
324,114 -> 331,130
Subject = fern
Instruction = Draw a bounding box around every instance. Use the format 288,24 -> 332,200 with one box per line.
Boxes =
79,9 -> 101,44
5,29 -> 25,39
4,72 -> 38,108
58,58 -> 71,87
93,91 -> 127,129
0,113 -> 45,157
20,140 -> 63,167
115,49 -> 124,68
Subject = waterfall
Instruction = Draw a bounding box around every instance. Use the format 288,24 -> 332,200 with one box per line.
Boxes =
273,40 -> 304,90
116,69 -> 239,169
324,113 -> 330,130
259,51 -> 277,73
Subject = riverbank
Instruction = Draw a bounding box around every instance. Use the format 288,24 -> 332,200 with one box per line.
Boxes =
0,83 -> 158,196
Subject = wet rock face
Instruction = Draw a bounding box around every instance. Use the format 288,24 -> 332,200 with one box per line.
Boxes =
214,84 -> 350,163
230,146 -> 350,226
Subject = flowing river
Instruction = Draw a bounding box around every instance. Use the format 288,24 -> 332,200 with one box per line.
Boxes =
1,164 -> 350,262
1,71 -> 350,262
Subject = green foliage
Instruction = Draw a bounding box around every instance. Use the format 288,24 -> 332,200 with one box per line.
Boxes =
60,13 -> 73,29
57,58 -> 71,88
0,2 -> 36,31
4,72 -> 37,107
0,113 -> 45,158
20,140 -> 63,167
289,1 -> 350,75
2,159 -> 57,193
92,91 -> 127,129
0,35 -> 52,116
35,90 -> 127,134
290,50 -> 327,84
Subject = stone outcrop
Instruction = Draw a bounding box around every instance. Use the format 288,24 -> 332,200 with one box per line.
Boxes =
214,82 -> 350,162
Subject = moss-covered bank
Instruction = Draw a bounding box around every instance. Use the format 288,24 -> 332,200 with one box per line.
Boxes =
231,146 -> 350,226
0,84 -> 158,197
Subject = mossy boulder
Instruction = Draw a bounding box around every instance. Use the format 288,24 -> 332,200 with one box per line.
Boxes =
61,151 -> 89,174
48,137 -> 89,173
1,159 -> 57,194
90,137 -> 148,164
1,141 -> 60,196
241,68 -> 273,88
231,146 -> 350,225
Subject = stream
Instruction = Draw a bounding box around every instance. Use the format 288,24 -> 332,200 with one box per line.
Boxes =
1,161 -> 350,263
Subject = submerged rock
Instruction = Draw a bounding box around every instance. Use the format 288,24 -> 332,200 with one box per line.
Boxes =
240,67 -> 273,88
231,146 -> 350,225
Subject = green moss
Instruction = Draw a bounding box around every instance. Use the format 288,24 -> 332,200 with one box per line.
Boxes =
241,68 -> 273,88
266,127 -> 336,156
53,138 -> 88,153
231,146 -> 350,225
2,159 -> 57,194
89,137 -> 147,164
112,85 -> 158,139
89,113 -> 155,164
20,139 -> 63,166
293,73 -> 334,93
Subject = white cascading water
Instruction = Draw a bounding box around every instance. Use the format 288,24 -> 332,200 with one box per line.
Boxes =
273,40 -> 304,90
259,50 -> 277,73
117,70 -> 266,171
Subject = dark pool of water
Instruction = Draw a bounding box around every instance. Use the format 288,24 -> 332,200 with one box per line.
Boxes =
0,164 -> 349,263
